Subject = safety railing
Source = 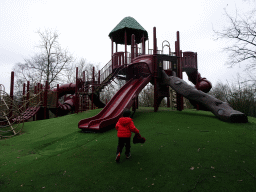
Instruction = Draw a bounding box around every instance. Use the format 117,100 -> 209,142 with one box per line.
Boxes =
94,59 -> 113,85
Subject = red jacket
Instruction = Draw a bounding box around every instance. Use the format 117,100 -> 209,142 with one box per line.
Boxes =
115,117 -> 139,138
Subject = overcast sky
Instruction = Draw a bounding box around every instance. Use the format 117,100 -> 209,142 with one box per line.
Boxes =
0,0 -> 255,93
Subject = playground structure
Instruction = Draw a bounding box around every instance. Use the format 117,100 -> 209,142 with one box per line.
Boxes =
1,17 -> 248,136
78,16 -> 248,131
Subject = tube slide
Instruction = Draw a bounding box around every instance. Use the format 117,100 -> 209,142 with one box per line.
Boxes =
186,70 -> 212,93
50,83 -> 79,116
78,75 -> 152,131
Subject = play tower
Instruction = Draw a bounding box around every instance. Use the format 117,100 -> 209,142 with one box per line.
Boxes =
78,16 -> 221,131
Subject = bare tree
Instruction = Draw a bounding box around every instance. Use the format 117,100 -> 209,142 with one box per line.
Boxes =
139,84 -> 154,107
66,58 -> 100,83
209,75 -> 256,117
214,7 -> 256,69
100,82 -> 116,104
13,29 -> 74,91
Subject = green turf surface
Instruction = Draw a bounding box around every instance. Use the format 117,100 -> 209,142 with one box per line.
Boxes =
0,108 -> 256,191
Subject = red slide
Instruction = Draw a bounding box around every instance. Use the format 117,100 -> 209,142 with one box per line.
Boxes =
78,75 -> 152,131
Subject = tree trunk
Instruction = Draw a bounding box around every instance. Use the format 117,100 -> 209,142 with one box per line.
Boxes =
161,70 -> 248,123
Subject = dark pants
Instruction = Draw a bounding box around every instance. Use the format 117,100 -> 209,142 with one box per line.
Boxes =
116,137 -> 131,155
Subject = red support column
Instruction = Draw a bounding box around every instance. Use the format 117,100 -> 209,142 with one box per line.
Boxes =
22,83 -> 26,110
153,27 -> 158,112
176,31 -> 183,111
136,44 -> 138,57
167,86 -> 170,108
91,67 -> 94,110
142,35 -> 145,55
44,81 -> 48,119
10,71 -> 14,100
82,71 -> 86,111
9,71 -> 14,118
83,71 -> 85,82
111,38 -> 113,58
195,52 -> 200,110
111,38 -> 114,71
125,30 -> 127,64
40,84 -> 42,104
98,70 -> 100,84
56,84 -> 59,117
23,83 -> 26,96
26,81 -> 30,109
131,34 -> 135,61
153,27 -> 157,55
33,85 -> 37,121
76,67 -> 79,113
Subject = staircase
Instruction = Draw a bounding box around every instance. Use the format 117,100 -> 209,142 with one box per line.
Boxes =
78,59 -> 126,110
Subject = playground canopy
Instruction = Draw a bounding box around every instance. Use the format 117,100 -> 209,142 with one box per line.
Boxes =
109,16 -> 148,45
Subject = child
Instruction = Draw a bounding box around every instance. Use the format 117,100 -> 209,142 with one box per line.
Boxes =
115,109 -> 139,162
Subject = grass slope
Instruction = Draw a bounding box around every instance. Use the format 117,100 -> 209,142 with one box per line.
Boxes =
0,108 -> 256,192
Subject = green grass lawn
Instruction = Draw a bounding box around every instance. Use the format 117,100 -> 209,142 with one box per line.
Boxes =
0,107 -> 256,192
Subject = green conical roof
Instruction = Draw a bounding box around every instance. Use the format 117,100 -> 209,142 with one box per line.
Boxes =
109,16 -> 148,45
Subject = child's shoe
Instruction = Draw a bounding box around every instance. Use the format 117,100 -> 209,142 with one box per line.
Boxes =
115,152 -> 121,162
126,153 -> 131,159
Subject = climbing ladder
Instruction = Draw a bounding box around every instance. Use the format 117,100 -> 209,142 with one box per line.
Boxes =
0,89 -> 24,138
